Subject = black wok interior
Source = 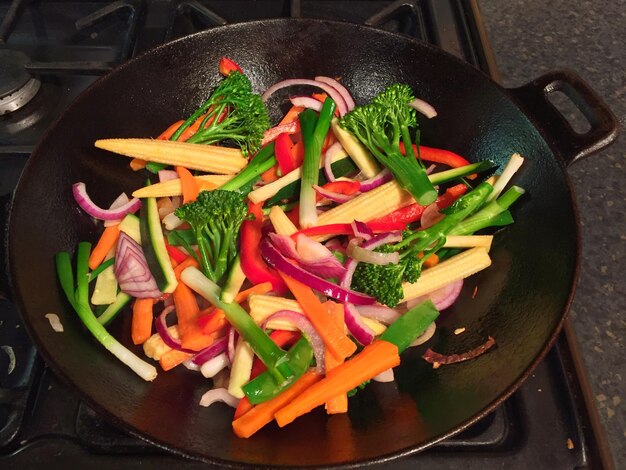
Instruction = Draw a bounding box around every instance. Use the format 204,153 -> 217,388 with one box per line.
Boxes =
8,19 -> 577,467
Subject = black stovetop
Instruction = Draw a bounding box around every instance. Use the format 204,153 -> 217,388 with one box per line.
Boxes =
0,1 -> 612,468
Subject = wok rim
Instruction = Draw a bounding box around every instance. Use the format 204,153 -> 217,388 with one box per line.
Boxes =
7,18 -> 581,467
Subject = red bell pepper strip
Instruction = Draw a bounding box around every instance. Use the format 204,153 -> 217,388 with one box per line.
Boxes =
261,121 -> 300,146
274,133 -> 300,175
293,223 -> 353,239
218,57 -> 242,76
399,143 -> 471,168
315,180 -> 361,202
164,239 -> 189,264
249,330 -> 301,379
240,202 -> 288,294
367,183 -> 468,230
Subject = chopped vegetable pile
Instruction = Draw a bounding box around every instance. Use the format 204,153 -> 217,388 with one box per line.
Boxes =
54,57 -> 526,438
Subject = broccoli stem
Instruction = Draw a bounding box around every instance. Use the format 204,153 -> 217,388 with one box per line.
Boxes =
219,142 -> 276,193
450,186 -> 524,236
299,98 -> 337,228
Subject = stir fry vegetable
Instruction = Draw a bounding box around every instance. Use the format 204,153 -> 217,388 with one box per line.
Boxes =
55,58 -> 526,439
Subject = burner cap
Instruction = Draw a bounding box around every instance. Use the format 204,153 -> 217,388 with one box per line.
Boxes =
0,50 -> 41,115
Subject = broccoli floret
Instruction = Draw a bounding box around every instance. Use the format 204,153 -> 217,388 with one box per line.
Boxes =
351,239 -> 423,308
340,83 -> 437,206
175,190 -> 249,283
174,71 -> 270,157
351,182 -> 497,307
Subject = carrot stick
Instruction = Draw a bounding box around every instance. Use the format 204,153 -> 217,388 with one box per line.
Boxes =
260,164 -> 279,183
278,106 -> 305,126
174,257 -> 200,277
88,225 -> 120,271
176,166 -> 201,204
274,340 -> 400,428
159,349 -> 193,371
233,396 -> 254,420
129,158 -> 147,171
173,280 -> 214,351
157,120 -> 184,140
131,298 -> 154,345
280,273 -> 356,360
232,371 -> 321,438
324,302 -> 348,414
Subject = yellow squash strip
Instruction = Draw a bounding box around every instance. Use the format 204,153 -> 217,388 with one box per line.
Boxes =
443,235 -> 493,251
248,294 -> 386,335
248,147 -> 349,204
401,247 -> 492,302
269,206 -> 299,236
132,175 -> 233,198
330,118 -> 381,177
95,139 -> 248,174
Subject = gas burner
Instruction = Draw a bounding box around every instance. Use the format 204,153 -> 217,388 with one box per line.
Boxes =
0,50 -> 40,115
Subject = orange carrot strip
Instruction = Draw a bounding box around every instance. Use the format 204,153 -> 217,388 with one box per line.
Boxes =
129,158 -> 147,171
279,273 -> 356,360
233,396 -> 254,420
232,371 -> 321,438
88,225 -> 120,271
159,349 -> 193,371
198,180 -> 218,191
278,106 -> 305,126
198,282 -> 273,335
324,302 -> 348,414
174,257 -> 200,277
176,166 -> 201,204
157,120 -> 184,140
131,298 -> 154,345
423,253 -> 439,268
275,340 -> 400,428
173,280 -> 214,351
260,164 -> 279,183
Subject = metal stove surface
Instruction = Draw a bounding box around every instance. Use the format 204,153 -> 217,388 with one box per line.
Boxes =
0,1 -> 612,468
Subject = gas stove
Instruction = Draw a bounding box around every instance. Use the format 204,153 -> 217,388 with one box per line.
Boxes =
0,1 -> 613,468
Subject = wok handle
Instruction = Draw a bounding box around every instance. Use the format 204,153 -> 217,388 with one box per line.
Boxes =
509,70 -> 618,167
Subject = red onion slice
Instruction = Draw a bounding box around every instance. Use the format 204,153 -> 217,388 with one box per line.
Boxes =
406,279 -> 464,311
73,182 -> 141,220
227,326 -> 237,363
261,239 -> 375,305
344,303 -> 375,345
420,202 -> 445,229
263,310 -> 325,373
191,336 -> 229,366
262,79 -> 348,116
268,233 -> 300,260
313,185 -> 356,204
351,220 -> 374,240
114,232 -> 161,298
355,304 -> 401,325
422,336 -> 496,366
104,192 -> 130,227
290,96 -> 323,111
323,141 -> 344,182
409,97 -> 438,119
199,388 -> 239,408
155,306 -> 197,353
314,76 -> 356,111
347,238 -> 399,266
359,169 -> 393,192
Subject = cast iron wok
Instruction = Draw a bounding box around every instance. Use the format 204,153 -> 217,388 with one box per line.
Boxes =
7,19 -> 617,467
